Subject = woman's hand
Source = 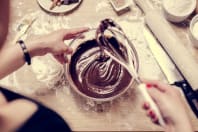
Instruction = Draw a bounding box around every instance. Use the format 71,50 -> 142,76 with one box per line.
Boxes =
142,80 -> 193,132
26,27 -> 89,64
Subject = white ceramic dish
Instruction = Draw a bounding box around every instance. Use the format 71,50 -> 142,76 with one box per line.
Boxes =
189,14 -> 198,48
162,0 -> 196,23
37,0 -> 82,14
109,0 -> 132,12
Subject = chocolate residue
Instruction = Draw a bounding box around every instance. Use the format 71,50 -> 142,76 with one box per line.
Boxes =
96,19 -> 129,64
69,37 -> 132,98
69,19 -> 137,99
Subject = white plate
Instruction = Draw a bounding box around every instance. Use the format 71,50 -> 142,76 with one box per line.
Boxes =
37,0 -> 82,14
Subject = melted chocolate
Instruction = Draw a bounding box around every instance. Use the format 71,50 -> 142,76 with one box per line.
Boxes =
69,37 -> 132,98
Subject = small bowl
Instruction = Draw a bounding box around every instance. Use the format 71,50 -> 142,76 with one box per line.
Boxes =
109,0 -> 132,12
162,0 -> 196,23
65,28 -> 139,102
189,14 -> 198,48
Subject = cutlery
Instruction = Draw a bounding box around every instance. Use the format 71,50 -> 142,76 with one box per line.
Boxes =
134,0 -> 198,118
104,43 -> 166,127
143,26 -> 198,118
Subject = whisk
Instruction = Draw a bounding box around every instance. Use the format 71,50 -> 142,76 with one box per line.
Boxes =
96,19 -> 165,127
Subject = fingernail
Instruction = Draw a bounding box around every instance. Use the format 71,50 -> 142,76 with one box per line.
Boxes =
146,83 -> 153,89
149,110 -> 155,118
143,102 -> 150,110
149,110 -> 153,115
153,117 -> 159,124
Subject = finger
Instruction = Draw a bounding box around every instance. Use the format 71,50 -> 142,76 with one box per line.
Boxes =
73,34 -> 85,39
54,55 -> 66,64
147,109 -> 155,118
77,34 -> 85,39
151,115 -> 159,125
147,88 -> 166,107
60,53 -> 69,63
142,102 -> 150,110
146,109 -> 159,125
53,55 -> 63,64
62,27 -> 89,40
62,44 -> 73,54
64,55 -> 69,63
142,79 -> 170,92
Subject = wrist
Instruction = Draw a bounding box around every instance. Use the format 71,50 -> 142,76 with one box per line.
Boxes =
174,124 -> 193,132
25,39 -> 49,57
17,40 -> 31,65
166,121 -> 193,132
175,115 -> 193,132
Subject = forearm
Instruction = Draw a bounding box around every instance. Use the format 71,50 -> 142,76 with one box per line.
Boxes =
165,117 -> 194,132
0,38 -> 48,79
174,120 -> 194,132
0,44 -> 26,79
0,28 -> 87,79
166,124 -> 194,132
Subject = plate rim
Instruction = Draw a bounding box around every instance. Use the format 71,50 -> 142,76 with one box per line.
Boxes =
37,0 -> 82,14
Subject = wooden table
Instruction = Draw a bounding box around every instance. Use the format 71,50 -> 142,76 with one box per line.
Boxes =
0,0 -> 198,131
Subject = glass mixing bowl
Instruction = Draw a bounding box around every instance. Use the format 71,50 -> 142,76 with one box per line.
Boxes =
65,28 -> 139,102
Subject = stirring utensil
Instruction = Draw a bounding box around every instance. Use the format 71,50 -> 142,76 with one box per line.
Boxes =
94,18 -> 165,126
104,45 -> 166,127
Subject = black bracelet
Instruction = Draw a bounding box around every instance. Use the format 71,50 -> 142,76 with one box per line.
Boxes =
17,40 -> 31,65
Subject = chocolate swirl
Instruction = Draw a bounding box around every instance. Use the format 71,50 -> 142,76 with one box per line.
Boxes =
70,37 -> 132,98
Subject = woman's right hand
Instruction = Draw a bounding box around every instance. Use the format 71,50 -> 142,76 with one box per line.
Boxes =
26,27 -> 89,64
142,80 -> 194,132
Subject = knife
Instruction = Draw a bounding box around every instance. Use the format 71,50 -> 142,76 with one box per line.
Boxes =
143,26 -> 198,118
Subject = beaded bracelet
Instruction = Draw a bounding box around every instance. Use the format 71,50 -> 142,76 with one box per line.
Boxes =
17,40 -> 31,65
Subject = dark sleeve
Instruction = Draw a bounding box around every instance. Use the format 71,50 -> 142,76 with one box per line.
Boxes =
0,87 -> 28,101
17,105 -> 71,132
0,87 -> 71,132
